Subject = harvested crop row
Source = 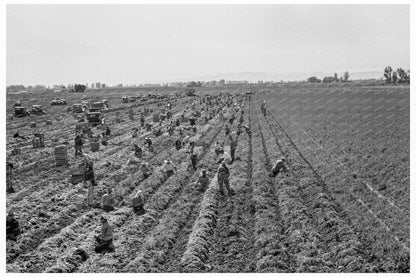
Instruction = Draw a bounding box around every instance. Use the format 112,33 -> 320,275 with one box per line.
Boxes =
6,128 -> 175,265
118,122 -> 227,272
258,107 -> 368,272
185,104 -> 255,273
40,114 -> 222,273
7,111 -> 215,272
76,120 -> 223,272
247,102 -> 291,272
158,110 -> 247,272
266,113 -> 409,272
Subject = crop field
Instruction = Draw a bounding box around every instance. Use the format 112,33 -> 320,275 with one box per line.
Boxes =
6,83 -> 409,273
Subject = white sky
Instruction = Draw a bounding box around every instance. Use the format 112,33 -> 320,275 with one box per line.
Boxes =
6,4 -> 410,86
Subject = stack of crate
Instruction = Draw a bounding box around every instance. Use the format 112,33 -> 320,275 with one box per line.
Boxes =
55,145 -> 68,166
70,165 -> 85,184
46,120 -> 52,125
30,122 -> 36,128
153,114 -> 160,122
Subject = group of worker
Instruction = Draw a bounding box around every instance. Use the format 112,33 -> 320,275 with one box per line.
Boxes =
6,93 -> 291,255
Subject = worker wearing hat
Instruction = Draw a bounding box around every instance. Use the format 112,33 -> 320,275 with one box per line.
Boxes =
271,157 -> 288,177
94,216 -> 114,253
161,159 -> 176,179
83,154 -> 97,206
132,189 -> 145,214
195,169 -> 209,192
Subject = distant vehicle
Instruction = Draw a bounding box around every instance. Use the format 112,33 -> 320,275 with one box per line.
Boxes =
14,106 -> 29,117
82,95 -> 88,100
13,102 -> 22,107
129,96 -> 136,102
122,96 -> 129,103
91,101 -> 106,111
185,88 -> 196,96
102,99 -> 109,106
136,94 -> 142,99
51,99 -> 67,105
31,105 -> 47,115
86,111 -> 102,126
88,107 -> 102,113
73,103 -> 83,113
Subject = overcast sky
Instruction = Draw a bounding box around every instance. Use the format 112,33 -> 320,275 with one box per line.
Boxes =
7,4 -> 410,86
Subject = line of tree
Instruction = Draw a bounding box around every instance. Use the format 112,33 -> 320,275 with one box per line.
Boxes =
74,84 -> 86,92
307,71 -> 350,83
384,66 -> 410,84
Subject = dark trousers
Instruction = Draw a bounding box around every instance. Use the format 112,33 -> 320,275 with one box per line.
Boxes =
191,155 -> 197,169
94,238 -> 113,253
166,170 -> 174,179
231,148 -> 236,161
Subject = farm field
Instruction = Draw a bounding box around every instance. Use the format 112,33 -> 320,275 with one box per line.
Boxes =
6,82 -> 409,273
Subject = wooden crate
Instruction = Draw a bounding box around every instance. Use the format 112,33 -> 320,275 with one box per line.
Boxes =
30,122 -> 36,128
55,145 -> 68,166
152,114 -> 160,122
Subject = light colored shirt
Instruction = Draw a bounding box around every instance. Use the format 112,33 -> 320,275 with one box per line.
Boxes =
102,194 -> 114,207
161,162 -> 176,172
101,223 -> 113,241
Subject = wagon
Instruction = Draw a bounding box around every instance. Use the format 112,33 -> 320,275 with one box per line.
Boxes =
31,105 -> 47,115
86,112 -> 102,126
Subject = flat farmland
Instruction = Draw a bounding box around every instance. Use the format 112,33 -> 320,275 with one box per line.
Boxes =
6,83 -> 410,273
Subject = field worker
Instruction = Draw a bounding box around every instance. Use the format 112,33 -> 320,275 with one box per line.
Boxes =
229,114 -> 236,125
183,135 -> 190,145
189,142 -> 198,170
144,137 -> 153,149
229,135 -> 237,162
175,118 -> 180,127
140,162 -> 152,179
261,101 -> 266,116
217,162 -> 233,196
134,144 -> 143,159
168,125 -> 174,136
140,113 -> 145,127
175,138 -> 182,150
6,159 -> 15,193
83,154 -> 97,206
225,125 -> 230,136
214,141 -> 223,156
6,211 -> 21,241
243,125 -> 251,136
161,160 -> 177,179
189,117 -> 196,126
270,157 -> 288,177
102,188 -> 115,212
105,126 -> 111,137
94,216 -> 114,253
132,128 -> 139,138
132,189 -> 145,214
195,169 -> 209,192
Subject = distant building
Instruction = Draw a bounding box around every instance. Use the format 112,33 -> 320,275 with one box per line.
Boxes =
102,83 -> 106,88
96,82 -> 101,89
